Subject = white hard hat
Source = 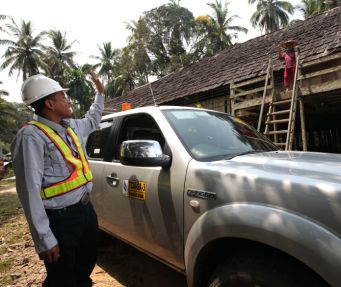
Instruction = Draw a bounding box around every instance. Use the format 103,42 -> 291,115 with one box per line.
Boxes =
21,74 -> 69,105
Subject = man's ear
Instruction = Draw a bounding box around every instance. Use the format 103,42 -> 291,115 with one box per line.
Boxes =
44,98 -> 55,111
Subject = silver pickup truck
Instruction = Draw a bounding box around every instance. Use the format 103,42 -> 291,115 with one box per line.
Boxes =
86,106 -> 341,287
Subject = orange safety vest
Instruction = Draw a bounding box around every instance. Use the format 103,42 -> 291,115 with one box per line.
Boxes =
29,120 -> 93,200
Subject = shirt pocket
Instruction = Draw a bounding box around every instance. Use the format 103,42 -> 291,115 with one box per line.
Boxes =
45,143 -> 71,177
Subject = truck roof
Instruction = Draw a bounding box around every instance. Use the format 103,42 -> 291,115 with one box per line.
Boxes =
101,105 -> 217,121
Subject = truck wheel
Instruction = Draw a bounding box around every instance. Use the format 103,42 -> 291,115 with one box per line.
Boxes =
207,252 -> 328,287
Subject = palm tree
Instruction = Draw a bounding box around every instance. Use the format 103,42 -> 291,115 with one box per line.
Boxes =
105,76 -> 125,98
164,0 -> 195,59
298,0 -> 340,18
192,15 -> 216,59
0,81 -> 9,97
91,42 -> 120,85
140,2 -> 195,76
125,18 -> 151,84
323,0 -> 341,9
63,66 -> 95,117
44,30 -> 77,82
298,0 -> 323,18
249,0 -> 294,34
0,15 -> 9,33
207,0 -> 248,51
0,20 -> 46,81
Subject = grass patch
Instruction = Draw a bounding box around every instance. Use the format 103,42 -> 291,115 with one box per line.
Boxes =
0,189 -> 27,286
0,274 -> 16,286
0,190 -> 27,251
0,178 -> 16,187
2,216 -> 28,245
0,246 -> 7,256
0,192 -> 22,224
4,166 -> 14,178
0,257 -> 13,273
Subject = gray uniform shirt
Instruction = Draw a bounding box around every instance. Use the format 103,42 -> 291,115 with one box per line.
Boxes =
11,94 -> 104,254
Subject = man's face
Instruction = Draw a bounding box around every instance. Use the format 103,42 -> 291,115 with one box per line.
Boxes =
49,91 -> 73,119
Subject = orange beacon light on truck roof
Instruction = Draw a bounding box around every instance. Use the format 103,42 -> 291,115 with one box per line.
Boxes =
121,102 -> 131,111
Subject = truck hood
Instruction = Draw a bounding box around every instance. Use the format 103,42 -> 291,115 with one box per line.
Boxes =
231,151 -> 341,182
186,151 -> 341,236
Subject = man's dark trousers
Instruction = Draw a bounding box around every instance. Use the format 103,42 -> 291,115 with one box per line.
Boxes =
43,201 -> 98,287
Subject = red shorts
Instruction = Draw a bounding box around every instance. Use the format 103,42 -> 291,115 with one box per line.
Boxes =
284,66 -> 296,88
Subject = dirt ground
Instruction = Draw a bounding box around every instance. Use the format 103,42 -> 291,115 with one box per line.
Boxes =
0,183 -> 187,287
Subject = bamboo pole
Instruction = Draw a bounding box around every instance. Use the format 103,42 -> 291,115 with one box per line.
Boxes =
299,98 -> 307,151
257,59 -> 272,132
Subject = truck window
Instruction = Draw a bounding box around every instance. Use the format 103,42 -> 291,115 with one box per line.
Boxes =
112,114 -> 166,161
86,120 -> 113,160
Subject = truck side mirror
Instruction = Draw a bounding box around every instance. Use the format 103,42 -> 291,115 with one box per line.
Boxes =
120,140 -> 171,168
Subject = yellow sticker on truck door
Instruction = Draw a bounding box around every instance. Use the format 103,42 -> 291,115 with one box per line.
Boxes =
123,180 -> 146,200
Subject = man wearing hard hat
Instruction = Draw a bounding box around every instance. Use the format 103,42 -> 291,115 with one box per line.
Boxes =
11,73 -> 104,287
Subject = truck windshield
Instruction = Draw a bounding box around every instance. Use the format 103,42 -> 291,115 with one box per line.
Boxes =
163,109 -> 278,161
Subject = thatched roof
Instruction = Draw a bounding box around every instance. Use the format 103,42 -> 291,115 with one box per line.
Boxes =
106,6 -> 341,110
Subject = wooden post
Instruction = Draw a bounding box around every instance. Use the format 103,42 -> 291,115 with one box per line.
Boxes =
257,59 -> 271,132
299,98 -> 307,151
230,82 -> 235,116
270,63 -> 278,143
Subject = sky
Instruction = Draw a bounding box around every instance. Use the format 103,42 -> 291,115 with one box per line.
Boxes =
0,0 -> 303,103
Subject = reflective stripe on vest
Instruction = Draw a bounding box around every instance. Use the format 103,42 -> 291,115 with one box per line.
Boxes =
29,120 -> 93,199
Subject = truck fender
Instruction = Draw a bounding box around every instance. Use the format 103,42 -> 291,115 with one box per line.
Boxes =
185,203 -> 341,287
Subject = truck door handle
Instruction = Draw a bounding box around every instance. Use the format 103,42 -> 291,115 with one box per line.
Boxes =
106,173 -> 120,187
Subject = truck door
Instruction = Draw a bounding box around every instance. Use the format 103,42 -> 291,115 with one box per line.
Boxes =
99,112 -> 186,270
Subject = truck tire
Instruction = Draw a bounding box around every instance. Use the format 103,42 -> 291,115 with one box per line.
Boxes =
207,251 -> 328,287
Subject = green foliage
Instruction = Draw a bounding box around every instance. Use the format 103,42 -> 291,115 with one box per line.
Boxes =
298,0 -> 341,18
125,18 -> 152,85
4,165 -> 14,179
43,29 -> 77,82
140,2 -> 195,76
249,0 -> 294,34
124,0 -> 247,76
323,0 -> 341,9
298,0 -> 323,17
0,99 -> 31,153
0,81 -> 9,96
0,20 -> 47,80
63,67 -> 95,117
192,1 -> 247,59
192,15 -> 216,59
1,0 -> 314,109
91,42 -> 121,86
207,0 -> 247,50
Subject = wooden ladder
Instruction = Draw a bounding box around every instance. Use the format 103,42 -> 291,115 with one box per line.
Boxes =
262,51 -> 305,150
257,58 -> 274,132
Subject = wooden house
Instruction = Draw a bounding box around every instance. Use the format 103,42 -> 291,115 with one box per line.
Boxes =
105,6 -> 341,153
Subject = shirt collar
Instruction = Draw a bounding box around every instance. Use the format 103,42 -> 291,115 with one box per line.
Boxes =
33,114 -> 71,133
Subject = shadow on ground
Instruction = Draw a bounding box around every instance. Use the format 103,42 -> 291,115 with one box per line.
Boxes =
97,231 -> 187,287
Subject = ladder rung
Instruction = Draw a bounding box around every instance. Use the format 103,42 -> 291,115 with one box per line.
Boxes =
268,130 -> 288,135
266,119 -> 289,124
268,109 -> 290,116
271,99 -> 291,105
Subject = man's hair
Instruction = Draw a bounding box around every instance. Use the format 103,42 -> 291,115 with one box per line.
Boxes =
30,93 -> 56,115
